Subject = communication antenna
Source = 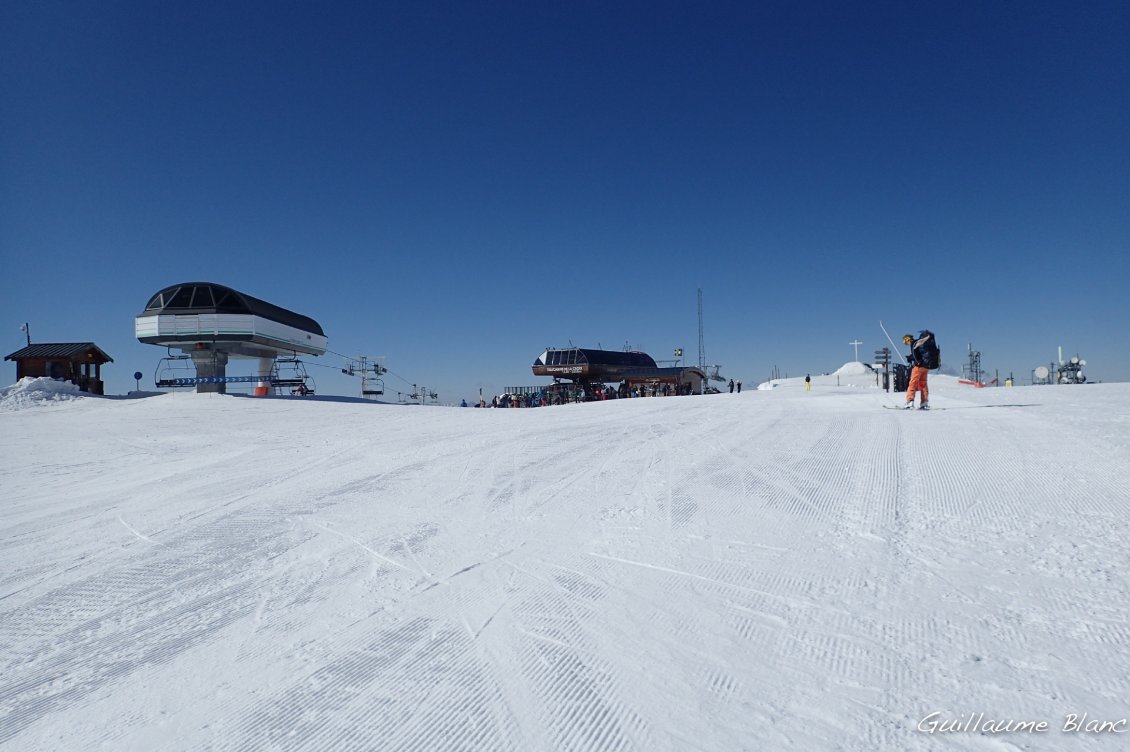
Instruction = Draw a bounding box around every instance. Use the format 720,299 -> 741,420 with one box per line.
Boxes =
697,288 -> 706,372
1053,350 -> 1087,384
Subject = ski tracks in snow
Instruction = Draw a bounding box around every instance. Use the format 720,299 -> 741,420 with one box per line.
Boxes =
3,390 -> 1129,750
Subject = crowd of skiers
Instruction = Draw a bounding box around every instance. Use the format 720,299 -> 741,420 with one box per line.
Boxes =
483,381 -> 698,408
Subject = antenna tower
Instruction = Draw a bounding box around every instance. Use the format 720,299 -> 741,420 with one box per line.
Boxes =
697,288 -> 706,371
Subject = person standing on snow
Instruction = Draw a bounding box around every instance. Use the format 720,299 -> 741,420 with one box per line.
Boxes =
728,379 -> 735,393
903,332 -> 933,409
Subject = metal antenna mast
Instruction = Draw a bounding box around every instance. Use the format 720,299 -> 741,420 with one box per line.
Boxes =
697,288 -> 706,372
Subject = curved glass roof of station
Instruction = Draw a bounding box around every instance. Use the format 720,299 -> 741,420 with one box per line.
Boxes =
140,283 -> 325,336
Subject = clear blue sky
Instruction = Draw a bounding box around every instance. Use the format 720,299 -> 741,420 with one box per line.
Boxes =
3,1 -> 1128,400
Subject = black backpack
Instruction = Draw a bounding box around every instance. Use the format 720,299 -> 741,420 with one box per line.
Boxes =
919,331 -> 941,370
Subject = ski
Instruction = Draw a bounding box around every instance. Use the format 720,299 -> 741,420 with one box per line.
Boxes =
879,320 -> 904,355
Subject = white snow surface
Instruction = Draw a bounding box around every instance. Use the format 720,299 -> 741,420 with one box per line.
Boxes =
0,377 -> 83,412
2,373 -> 1129,751
832,361 -> 875,377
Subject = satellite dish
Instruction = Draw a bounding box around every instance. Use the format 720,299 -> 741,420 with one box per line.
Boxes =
1071,356 -> 1079,364
1080,359 -> 1087,366
1034,366 -> 1049,379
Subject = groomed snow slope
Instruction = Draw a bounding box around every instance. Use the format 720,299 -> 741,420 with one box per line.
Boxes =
2,376 -> 1128,751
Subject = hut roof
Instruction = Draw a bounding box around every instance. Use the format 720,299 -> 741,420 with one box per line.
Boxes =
5,343 -> 114,363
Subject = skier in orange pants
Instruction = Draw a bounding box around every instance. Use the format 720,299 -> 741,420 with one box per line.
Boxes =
903,333 -> 930,409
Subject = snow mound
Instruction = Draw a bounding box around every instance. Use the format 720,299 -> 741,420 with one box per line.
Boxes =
833,361 -> 874,376
0,377 -> 84,412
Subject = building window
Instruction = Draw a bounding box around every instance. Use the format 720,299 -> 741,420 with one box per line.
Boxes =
190,286 -> 214,307
167,287 -> 193,308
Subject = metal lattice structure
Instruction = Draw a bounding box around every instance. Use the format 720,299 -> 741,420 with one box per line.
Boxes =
964,343 -> 983,384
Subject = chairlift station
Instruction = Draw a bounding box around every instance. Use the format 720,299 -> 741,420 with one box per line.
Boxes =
135,282 -> 327,394
532,347 -> 707,394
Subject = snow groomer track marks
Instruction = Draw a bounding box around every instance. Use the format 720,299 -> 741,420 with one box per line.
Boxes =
2,377 -> 1129,750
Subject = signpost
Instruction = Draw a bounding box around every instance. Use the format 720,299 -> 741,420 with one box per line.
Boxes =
873,348 -> 891,391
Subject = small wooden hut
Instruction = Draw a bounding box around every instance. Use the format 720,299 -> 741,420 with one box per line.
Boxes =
5,343 -> 114,395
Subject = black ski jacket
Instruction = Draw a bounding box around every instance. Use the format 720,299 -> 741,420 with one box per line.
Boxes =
907,333 -> 933,368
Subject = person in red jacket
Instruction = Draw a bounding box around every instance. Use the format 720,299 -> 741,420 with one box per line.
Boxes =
903,332 -> 932,409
